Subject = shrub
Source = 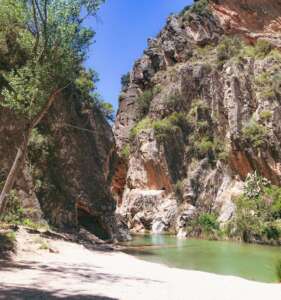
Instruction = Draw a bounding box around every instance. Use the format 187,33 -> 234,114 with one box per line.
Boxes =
259,110 -> 272,121
254,40 -> 272,58
264,185 -> 281,218
167,112 -> 189,133
194,213 -> 221,239
153,118 -> 178,142
244,172 -> 270,198
0,190 -> 25,224
120,144 -> 131,160
153,112 -> 189,142
180,0 -> 209,20
179,5 -> 192,17
232,195 -> 265,242
254,71 -> 277,100
129,117 -> 153,141
216,36 -> 242,63
190,0 -> 209,15
242,119 -> 268,148
268,49 -> 281,62
121,72 -> 130,91
195,137 -> 214,156
0,231 -> 16,257
98,101 -> 115,122
255,72 -> 271,88
137,89 -> 154,117
230,173 -> 281,243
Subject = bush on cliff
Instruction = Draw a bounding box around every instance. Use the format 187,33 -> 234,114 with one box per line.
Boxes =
216,36 -> 242,63
242,119 -> 268,148
229,172 -> 281,243
121,72 -> 130,91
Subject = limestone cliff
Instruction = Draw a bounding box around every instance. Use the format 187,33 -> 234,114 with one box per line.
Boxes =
113,0 -> 281,240
0,91 -> 126,241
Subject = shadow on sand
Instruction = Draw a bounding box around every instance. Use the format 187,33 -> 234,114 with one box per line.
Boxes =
0,285 -> 118,300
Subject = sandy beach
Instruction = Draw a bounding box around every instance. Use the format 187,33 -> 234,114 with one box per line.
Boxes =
0,237 -> 280,300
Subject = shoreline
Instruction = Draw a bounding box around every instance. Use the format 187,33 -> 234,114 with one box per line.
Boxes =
0,237 -> 280,300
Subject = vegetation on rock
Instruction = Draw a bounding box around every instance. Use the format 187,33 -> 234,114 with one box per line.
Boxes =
229,172 -> 281,243
0,0 -> 107,215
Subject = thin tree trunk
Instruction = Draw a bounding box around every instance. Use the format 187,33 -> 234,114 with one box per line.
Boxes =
0,133 -> 29,215
0,83 -> 70,215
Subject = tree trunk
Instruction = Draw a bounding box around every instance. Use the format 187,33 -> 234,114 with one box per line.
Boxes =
0,133 -> 29,215
0,84 -> 69,216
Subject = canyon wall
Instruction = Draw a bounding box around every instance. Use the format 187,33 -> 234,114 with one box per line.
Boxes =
113,0 -> 281,238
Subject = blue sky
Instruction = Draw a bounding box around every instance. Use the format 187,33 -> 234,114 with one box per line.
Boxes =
85,0 -> 193,112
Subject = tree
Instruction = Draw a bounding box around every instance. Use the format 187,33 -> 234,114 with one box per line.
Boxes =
0,0 -> 104,214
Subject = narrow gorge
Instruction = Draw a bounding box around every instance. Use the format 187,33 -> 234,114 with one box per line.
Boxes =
1,0 -> 281,298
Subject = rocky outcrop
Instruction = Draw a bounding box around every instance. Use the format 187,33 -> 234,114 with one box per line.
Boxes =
113,0 -> 281,236
0,93 -> 127,241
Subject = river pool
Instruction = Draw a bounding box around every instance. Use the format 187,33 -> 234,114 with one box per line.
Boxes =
123,235 -> 281,283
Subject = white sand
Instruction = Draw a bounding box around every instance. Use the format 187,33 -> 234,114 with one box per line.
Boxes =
0,238 -> 280,300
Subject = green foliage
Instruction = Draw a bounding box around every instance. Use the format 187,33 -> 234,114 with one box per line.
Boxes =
153,112 -> 189,142
254,40 -> 272,58
153,117 -> 179,142
120,144 -> 131,160
244,171 -> 270,198
0,231 -> 16,256
216,36 -> 242,63
189,212 -> 221,240
242,119 -> 268,148
180,0 -> 210,20
0,0 -> 104,119
259,110 -> 272,121
195,137 -> 214,156
268,49 -> 281,62
121,72 -> 130,91
137,89 -> 154,117
96,98 -> 115,122
230,173 -> 281,243
179,5 -> 192,17
22,218 -> 48,230
264,185 -> 281,219
255,72 -> 271,87
130,112 -> 190,143
198,213 -> 219,232
129,117 -> 153,141
136,84 -> 163,118
254,71 -> 277,99
28,128 -> 51,161
0,190 -> 25,224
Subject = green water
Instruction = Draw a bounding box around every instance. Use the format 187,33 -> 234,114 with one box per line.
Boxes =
123,235 -> 281,283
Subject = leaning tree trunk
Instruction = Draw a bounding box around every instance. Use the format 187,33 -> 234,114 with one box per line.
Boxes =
0,132 -> 30,215
0,85 -> 69,215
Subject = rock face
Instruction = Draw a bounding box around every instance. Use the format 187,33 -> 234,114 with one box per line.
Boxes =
211,0 -> 281,47
113,0 -> 281,235
0,94 -> 126,241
